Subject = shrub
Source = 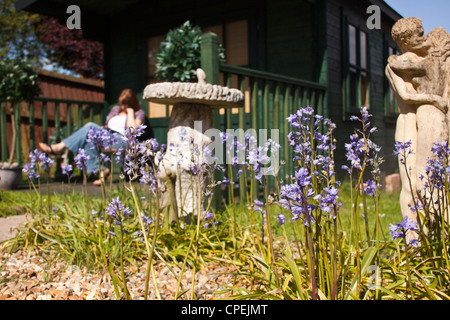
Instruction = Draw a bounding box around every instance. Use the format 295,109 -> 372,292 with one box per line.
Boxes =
155,20 -> 226,82
0,58 -> 41,165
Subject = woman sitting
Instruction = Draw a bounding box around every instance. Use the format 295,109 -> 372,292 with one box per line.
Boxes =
39,88 -> 146,185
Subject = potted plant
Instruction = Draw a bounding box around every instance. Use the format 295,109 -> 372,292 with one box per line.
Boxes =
0,58 -> 41,190
155,20 -> 226,82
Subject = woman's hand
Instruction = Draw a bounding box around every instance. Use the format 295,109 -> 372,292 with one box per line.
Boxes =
126,107 -> 143,128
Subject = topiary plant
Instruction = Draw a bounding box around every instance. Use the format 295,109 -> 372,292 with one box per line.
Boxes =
155,20 -> 226,82
0,58 -> 41,167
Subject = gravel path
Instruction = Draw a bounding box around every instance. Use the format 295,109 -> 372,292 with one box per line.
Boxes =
0,215 -> 255,300
0,247 -> 247,300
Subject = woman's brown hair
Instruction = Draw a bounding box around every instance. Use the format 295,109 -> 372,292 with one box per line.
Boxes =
118,89 -> 141,111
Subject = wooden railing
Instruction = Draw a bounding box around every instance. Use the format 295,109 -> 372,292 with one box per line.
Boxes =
219,64 -> 327,179
200,32 -> 327,198
0,98 -> 105,166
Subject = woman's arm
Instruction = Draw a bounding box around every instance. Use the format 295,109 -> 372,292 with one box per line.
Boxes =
385,65 -> 448,113
126,108 -> 143,129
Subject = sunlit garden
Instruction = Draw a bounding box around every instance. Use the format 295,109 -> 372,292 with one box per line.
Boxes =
1,6 -> 450,302
1,104 -> 449,300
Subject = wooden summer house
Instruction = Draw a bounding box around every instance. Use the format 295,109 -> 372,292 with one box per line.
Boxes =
17,0 -> 403,176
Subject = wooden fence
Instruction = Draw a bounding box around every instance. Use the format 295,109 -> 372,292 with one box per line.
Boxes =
0,98 -> 105,166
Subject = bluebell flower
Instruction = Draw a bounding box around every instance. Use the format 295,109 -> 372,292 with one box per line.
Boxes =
86,126 -> 119,164
295,167 -> 312,188
314,186 -> 341,218
74,148 -> 90,171
142,213 -> 153,225
393,140 -> 414,158
364,180 -> 377,197
202,211 -> 216,229
23,162 -> 38,179
23,149 -> 55,180
277,213 -> 286,226
203,211 -> 214,220
37,151 -> 54,170
61,164 -> 73,176
343,108 -> 382,180
106,196 -> 133,237
253,199 -> 265,214
409,239 -> 419,248
389,216 -> 419,247
282,106 -> 343,227
121,125 -> 162,189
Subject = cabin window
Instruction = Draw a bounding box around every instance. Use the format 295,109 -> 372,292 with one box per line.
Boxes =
146,20 -> 248,118
344,24 -> 369,114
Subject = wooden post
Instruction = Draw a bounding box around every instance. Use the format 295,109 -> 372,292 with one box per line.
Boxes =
67,104 -> 72,137
55,102 -> 62,177
15,103 -> 21,165
238,75 -> 246,203
89,103 -> 94,123
0,103 -> 7,162
201,32 -> 223,210
55,102 -> 61,142
102,100 -> 109,125
78,104 -> 83,128
29,102 -> 35,153
42,101 -> 48,144
201,32 -> 220,86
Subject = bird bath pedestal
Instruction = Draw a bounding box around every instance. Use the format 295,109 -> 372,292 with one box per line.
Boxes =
143,69 -> 244,224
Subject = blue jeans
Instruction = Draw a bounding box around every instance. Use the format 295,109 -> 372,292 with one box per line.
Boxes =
63,122 -> 126,173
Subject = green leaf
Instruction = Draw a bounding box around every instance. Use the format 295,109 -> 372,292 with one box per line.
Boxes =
284,248 -> 307,299
154,20 -> 226,82
345,247 -> 378,300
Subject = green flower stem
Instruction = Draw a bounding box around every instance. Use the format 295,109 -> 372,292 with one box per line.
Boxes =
404,243 -> 415,300
129,181 -> 161,300
442,168 -> 450,272
82,168 -> 91,226
119,224 -> 131,300
362,190 -> 371,247
352,161 -> 368,296
300,190 -> 317,300
175,220 -> 197,300
332,213 -> 338,300
228,163 -> 237,240
109,160 -> 114,202
98,158 -> 106,208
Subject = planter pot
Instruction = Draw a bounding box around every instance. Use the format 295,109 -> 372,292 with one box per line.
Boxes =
0,166 -> 23,190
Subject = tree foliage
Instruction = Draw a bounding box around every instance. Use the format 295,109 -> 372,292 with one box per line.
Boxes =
0,0 -> 44,65
0,0 -> 104,79
35,17 -> 104,79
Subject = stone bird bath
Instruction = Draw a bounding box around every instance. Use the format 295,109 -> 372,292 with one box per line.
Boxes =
143,69 -> 244,224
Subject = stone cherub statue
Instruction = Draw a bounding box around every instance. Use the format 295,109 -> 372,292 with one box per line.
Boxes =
386,17 -> 450,228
